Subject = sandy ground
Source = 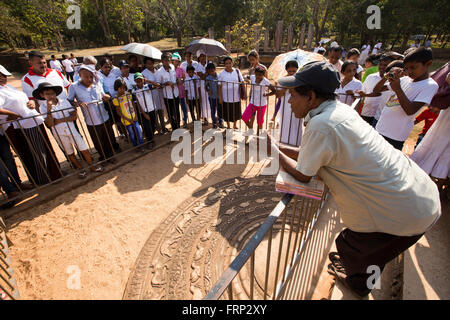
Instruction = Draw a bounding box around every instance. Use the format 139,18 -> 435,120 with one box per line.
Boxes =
6,140 -> 270,299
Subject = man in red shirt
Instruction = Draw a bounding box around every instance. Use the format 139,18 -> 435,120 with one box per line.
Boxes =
414,106 -> 440,148
21,51 -> 70,112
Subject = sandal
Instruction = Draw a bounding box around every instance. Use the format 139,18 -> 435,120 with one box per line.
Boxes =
327,263 -> 369,298
329,252 -> 341,264
91,165 -> 104,173
78,171 -> 88,179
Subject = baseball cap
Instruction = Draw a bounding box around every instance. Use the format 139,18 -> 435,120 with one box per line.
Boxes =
278,61 -> 341,94
134,72 -> 144,80
119,60 -> 130,68
0,65 -> 12,76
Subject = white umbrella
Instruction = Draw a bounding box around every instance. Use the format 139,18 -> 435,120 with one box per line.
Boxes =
120,42 -> 162,60
319,38 -> 331,45
185,38 -> 228,56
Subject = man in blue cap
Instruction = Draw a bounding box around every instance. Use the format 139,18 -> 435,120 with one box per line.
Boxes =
269,61 -> 441,298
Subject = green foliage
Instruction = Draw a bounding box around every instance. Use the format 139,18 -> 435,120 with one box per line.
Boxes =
222,19 -> 266,53
0,0 -> 448,50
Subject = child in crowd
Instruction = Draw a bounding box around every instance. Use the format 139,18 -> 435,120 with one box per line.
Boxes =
373,47 -> 439,151
327,45 -> 344,73
133,73 -> 156,149
362,54 -> 380,82
246,50 -> 268,79
62,54 -> 75,82
195,50 -> 211,124
242,66 -> 270,140
172,52 -> 188,128
373,60 -> 406,128
185,65 -> 201,121
356,53 -> 397,126
49,55 -> 63,73
205,63 -> 223,129
142,57 -> 167,134
414,106 -> 440,148
112,79 -> 144,149
68,64 -> 116,164
34,83 -> 103,178
335,61 -> 362,106
270,60 -> 303,147
345,48 -> 364,80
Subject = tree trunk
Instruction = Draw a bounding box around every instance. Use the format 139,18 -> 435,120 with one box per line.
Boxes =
400,31 -> 410,52
176,30 -> 182,47
390,32 -> 401,50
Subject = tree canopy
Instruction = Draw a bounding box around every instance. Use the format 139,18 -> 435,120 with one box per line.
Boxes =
0,0 -> 448,51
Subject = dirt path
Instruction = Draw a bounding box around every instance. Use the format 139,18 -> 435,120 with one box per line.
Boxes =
6,139 -> 269,299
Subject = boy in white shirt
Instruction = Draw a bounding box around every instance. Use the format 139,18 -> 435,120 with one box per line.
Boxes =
373,48 -> 439,150
49,55 -> 63,73
62,54 -> 75,82
133,72 -> 156,148
33,82 -> 103,178
185,65 -> 201,121
356,53 -> 397,126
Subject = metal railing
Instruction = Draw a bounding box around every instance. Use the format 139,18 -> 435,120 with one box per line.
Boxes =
0,217 -> 19,300
204,189 -> 329,300
0,79 -> 304,209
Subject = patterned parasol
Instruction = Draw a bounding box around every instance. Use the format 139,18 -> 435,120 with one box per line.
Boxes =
267,49 -> 326,81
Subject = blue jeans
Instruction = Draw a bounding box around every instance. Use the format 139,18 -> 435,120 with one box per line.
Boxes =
0,134 -> 21,194
180,98 -> 188,123
209,97 -> 223,125
126,122 -> 144,147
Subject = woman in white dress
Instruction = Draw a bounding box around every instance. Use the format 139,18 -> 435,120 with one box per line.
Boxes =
410,65 -> 450,197
271,60 -> 303,147
142,57 -> 167,133
335,61 -> 362,106
194,50 -> 211,124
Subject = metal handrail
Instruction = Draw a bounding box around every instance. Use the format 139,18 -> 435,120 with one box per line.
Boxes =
204,193 -> 294,300
0,217 -> 20,300
204,187 -> 329,300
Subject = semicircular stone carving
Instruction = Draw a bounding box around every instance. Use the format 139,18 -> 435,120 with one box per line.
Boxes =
123,176 -> 296,300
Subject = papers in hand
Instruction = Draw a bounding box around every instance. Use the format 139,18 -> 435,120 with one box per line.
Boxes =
275,167 -> 325,200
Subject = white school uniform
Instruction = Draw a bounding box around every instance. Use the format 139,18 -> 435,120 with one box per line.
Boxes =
68,80 -> 110,126
335,78 -> 362,106
218,68 -> 244,103
181,61 -> 199,72
411,107 -> 450,179
50,59 -> 63,73
0,84 -> 44,130
195,61 -> 211,119
156,66 -> 179,99
276,89 -> 303,147
62,59 -> 74,73
376,77 -> 439,142
360,73 -> 383,117
142,68 -> 164,111
249,75 -> 270,107
40,99 -> 88,154
185,75 -> 200,100
133,84 -> 155,113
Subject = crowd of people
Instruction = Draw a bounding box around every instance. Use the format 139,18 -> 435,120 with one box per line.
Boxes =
0,41 -> 448,209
